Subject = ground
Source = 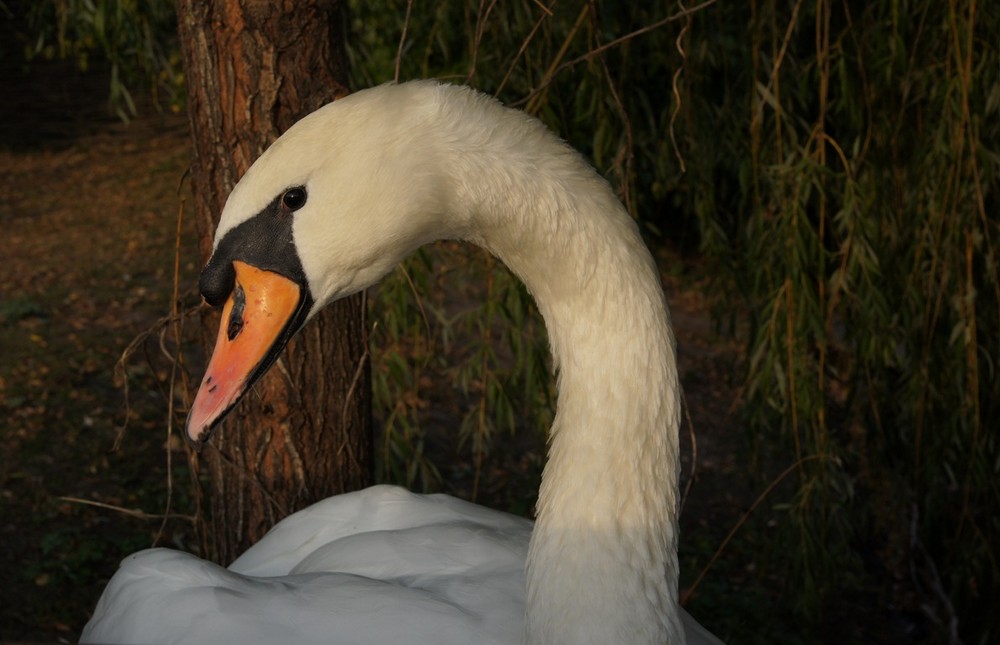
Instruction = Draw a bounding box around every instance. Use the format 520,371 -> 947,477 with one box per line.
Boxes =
0,65 -> 926,644
0,80 -> 200,639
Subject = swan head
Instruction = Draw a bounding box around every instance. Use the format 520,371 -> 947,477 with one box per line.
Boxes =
186,82 -> 457,445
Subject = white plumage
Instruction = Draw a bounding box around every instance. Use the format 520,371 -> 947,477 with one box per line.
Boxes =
82,81 -> 721,645
84,487 -> 531,644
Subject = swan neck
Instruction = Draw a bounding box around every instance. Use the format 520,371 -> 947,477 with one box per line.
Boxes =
450,134 -> 684,644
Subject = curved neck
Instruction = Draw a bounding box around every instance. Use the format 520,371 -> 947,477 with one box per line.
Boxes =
446,128 -> 684,644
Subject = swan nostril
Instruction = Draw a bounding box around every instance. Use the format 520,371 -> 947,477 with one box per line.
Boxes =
199,255 -> 237,307
226,284 -> 246,340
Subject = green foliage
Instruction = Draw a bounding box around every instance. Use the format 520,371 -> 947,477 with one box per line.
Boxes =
357,0 -> 999,640
678,1 -> 999,640
367,242 -> 553,499
21,0 -> 183,119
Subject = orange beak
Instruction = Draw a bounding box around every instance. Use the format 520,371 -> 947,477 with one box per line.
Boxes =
186,260 -> 304,445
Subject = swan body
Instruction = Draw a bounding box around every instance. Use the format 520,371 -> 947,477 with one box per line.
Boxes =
83,81 -> 720,645
84,486 -> 532,644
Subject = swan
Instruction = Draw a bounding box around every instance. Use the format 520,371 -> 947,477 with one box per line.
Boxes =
82,81 -> 721,645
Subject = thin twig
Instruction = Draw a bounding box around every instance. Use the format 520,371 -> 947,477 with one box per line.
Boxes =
58,496 -> 196,522
514,0 -> 719,108
678,388 -> 698,514
206,441 -> 289,518
394,0 -> 414,83
668,0 -> 691,173
466,0 -> 501,85
399,263 -> 434,356
339,345 -> 371,455
681,454 -> 821,605
113,303 -> 206,450
152,197 -> 188,546
588,0 -> 635,213
524,3 -> 589,115
495,0 -> 558,98
530,0 -> 554,16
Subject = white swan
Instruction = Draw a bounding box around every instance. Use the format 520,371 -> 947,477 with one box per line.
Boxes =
82,81 -> 721,645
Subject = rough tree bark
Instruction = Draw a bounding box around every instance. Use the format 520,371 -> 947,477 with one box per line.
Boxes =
176,0 -> 372,565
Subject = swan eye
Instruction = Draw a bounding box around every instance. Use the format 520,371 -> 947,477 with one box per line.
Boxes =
281,187 -> 307,211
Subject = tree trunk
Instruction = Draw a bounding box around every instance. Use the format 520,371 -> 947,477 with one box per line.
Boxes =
176,0 -> 372,565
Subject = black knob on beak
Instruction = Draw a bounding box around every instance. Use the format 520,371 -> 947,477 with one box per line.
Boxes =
199,252 -> 236,307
